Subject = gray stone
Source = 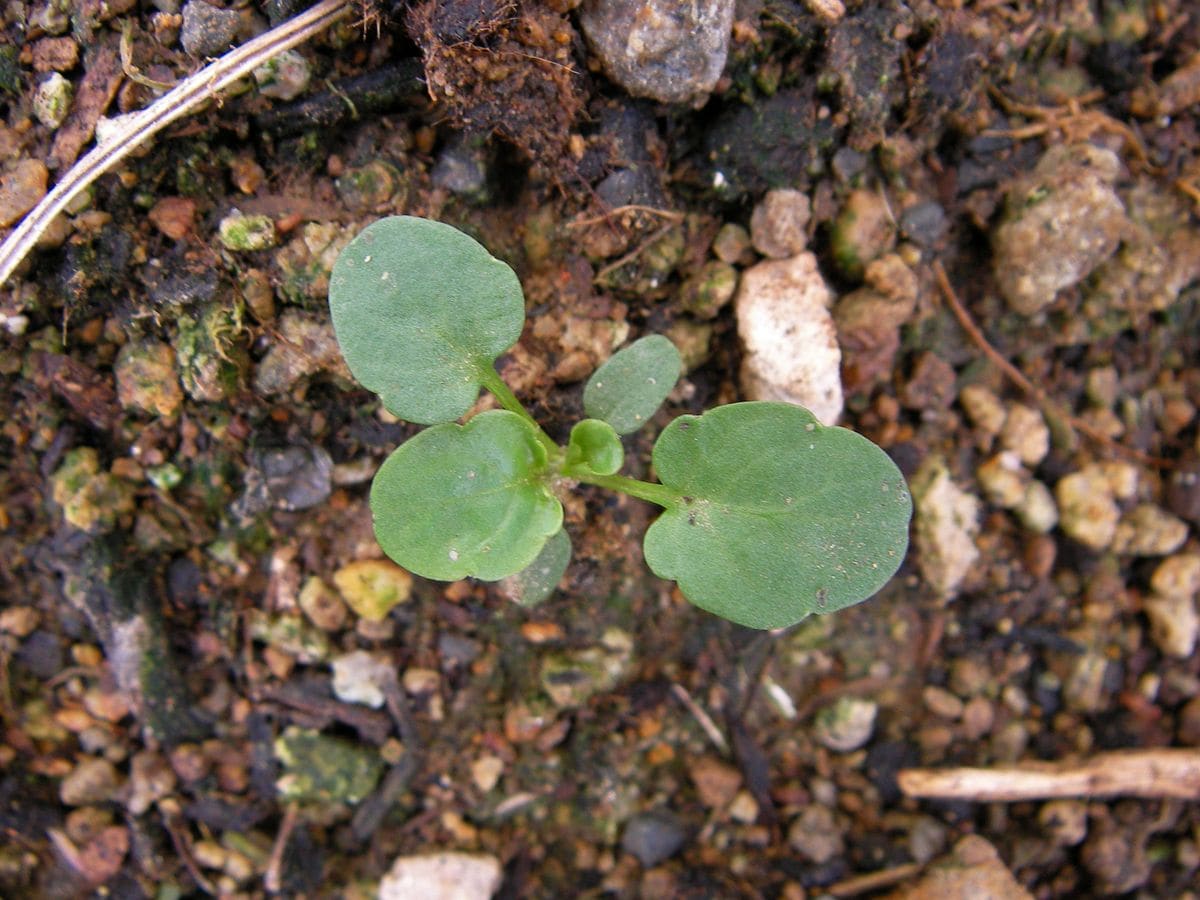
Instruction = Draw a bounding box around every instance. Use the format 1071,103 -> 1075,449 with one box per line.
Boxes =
331,651 -> 393,709
578,0 -> 735,105
735,252 -> 843,425
621,810 -> 687,867
787,805 -> 844,864
992,144 -> 1128,316
180,0 -> 240,59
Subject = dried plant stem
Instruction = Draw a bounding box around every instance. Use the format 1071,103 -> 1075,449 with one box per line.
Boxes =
898,748 -> 1200,801
0,0 -> 351,289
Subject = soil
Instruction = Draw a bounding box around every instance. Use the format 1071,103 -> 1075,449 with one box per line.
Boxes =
2,0 -> 1200,897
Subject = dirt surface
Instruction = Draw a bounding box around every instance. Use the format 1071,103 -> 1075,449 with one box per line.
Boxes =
2,0 -> 1200,897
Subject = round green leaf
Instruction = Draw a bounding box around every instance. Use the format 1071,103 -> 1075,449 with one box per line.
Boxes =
329,216 -> 525,424
498,527 -> 572,608
565,419 -> 624,477
370,410 -> 562,581
643,402 -> 912,630
584,335 -> 682,435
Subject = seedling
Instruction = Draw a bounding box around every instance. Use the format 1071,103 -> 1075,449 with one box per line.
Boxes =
329,216 -> 911,629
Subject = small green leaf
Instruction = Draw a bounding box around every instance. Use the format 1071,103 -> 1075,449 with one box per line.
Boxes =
584,335 -> 682,435
564,419 -> 624,477
499,527 -> 572,608
370,410 -> 562,581
329,216 -> 525,424
643,402 -> 912,630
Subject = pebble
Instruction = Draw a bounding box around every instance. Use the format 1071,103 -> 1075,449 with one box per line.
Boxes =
298,576 -> 348,632
126,751 -> 176,816
961,696 -> 994,740
976,452 -> 1027,509
331,651 -> 393,709
218,212 -> 277,252
333,559 -> 413,623
1015,480 -> 1059,534
431,137 -> 490,202
539,628 -> 634,709
274,730 -> 378,809
1150,553 -> 1200,597
1039,799 -> 1088,847
749,188 -> 811,259
0,158 -> 49,227
907,816 -> 949,865
1111,504 -> 1188,556
1166,460 -> 1200,526
336,159 -> 402,212
0,605 -> 40,637
786,805 -> 844,864
813,696 -> 877,752
894,835 -> 1032,899
379,852 -> 502,900
1063,651 -> 1108,713
470,755 -> 504,793
829,188 -> 897,281
999,404 -> 1050,466
253,310 -> 348,396
688,756 -> 742,809
240,443 -> 333,513
30,36 -> 79,72
735,251 -> 843,425
115,340 -> 183,417
51,448 -> 135,534
1056,465 -> 1120,551
912,455 -> 981,600
959,384 -> 1007,436
992,144 -> 1127,316
60,758 -> 121,806
712,223 -> 752,264
578,0 -> 735,105
174,303 -> 246,402
922,685 -> 964,719
728,791 -> 759,824
253,48 -> 310,101
180,0 -> 240,58
899,200 -> 948,248
148,196 -> 196,240
1143,592 -> 1198,658
33,72 -> 72,129
247,611 -> 330,664
621,810 -> 687,867
679,260 -> 737,320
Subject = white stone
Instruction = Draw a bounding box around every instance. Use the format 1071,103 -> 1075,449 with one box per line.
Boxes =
1143,592 -> 1198,658
379,852 -> 502,900
331,651 -> 393,709
735,252 -> 843,425
912,455 -> 980,599
750,189 -> 811,259
959,384 -> 1007,436
1111,504 -> 1189,556
1056,466 -> 1119,551
1015,481 -> 1058,534
1150,554 -> 1200,598
999,404 -> 1050,466
976,452 -> 1027,509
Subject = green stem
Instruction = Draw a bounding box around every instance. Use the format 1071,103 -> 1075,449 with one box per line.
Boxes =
573,473 -> 681,508
479,366 -> 558,455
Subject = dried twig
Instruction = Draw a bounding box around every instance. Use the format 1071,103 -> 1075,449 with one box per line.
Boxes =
932,260 -> 1172,468
898,748 -> 1200,802
0,0 -> 352,289
670,683 -> 729,754
825,863 -> 923,897
264,802 -> 300,893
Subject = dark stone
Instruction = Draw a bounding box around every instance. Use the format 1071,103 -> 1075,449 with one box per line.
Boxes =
438,633 -> 482,667
180,0 -> 240,59
831,147 -> 868,183
702,89 -> 837,196
1165,460 -> 1200,527
900,201 -> 948,247
142,257 -> 220,308
237,442 -> 333,516
16,631 -> 64,680
621,810 -> 687,867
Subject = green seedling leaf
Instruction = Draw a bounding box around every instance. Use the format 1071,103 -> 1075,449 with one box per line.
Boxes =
584,335 -> 682,435
564,419 -> 624,477
499,527 -> 572,608
643,402 -> 911,630
370,410 -> 562,581
329,216 -> 525,424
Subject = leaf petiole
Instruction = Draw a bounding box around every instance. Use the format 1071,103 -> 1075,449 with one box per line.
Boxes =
572,472 -> 681,508
479,366 -> 559,456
